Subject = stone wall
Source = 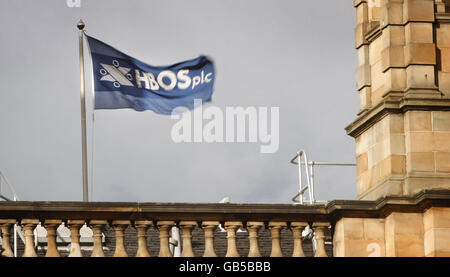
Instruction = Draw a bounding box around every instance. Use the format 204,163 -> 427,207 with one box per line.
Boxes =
349,0 -> 450,200
333,206 -> 450,257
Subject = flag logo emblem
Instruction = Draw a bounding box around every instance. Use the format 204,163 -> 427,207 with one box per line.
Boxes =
99,59 -> 134,88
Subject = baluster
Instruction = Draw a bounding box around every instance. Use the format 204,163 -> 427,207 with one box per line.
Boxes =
157,221 -> 175,257
224,221 -> 242,257
112,220 -> 130,257
134,220 -> 152,257
21,219 -> 39,257
44,219 -> 62,257
436,0 -> 446,13
0,219 -> 16,257
89,220 -> 107,257
67,220 -> 85,257
268,221 -> 286,257
246,221 -> 263,257
312,222 -> 330,257
179,221 -> 197,257
291,222 -> 308,257
201,221 -> 219,257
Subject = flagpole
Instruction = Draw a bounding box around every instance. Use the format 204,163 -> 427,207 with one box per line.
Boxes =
77,19 -> 89,202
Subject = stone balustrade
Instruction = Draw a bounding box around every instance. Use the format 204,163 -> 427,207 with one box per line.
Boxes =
0,201 -> 334,257
0,190 -> 449,257
0,217 -> 331,258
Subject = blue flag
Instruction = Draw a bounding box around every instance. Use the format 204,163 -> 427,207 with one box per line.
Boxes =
85,34 -> 215,114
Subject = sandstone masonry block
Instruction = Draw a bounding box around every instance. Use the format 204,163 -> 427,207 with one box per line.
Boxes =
381,2 -> 404,27
436,152 -> 450,172
406,152 -> 435,172
405,22 -> 433,44
433,112 -> 450,131
403,0 -> 435,23
437,24 -> 450,48
382,25 -> 405,49
382,46 -> 405,71
404,43 -> 436,66
440,47 -> 450,72
405,111 -> 432,131
384,68 -> 407,91
406,65 -> 436,89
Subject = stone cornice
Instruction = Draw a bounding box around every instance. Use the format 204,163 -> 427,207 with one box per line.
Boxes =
346,97 -> 450,138
0,190 -> 449,224
436,13 -> 450,23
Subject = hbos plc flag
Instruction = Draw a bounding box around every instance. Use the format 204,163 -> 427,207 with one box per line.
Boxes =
86,35 -> 215,114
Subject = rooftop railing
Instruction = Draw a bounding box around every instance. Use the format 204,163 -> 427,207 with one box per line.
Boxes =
0,190 -> 449,257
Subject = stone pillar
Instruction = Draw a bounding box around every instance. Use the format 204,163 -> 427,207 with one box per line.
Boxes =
333,218 -> 386,257
291,222 -> 308,257
385,212 -> 424,256
201,221 -> 219,257
21,219 -> 39,257
89,220 -> 107,257
424,207 -> 450,257
313,222 -> 330,257
179,221 -> 197,257
44,219 -> 62,257
134,220 -> 152,257
0,219 -> 16,257
224,221 -> 242,257
435,0 -> 447,13
157,221 -> 175,257
246,221 -> 263,257
355,0 -> 372,113
348,0 -> 450,201
67,220 -> 85,257
268,221 -> 286,257
112,220 -> 130,257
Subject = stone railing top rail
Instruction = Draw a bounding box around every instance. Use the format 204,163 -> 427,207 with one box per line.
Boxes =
0,190 -> 449,223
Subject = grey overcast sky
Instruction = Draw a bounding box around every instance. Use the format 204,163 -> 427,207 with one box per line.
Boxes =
0,0 -> 358,203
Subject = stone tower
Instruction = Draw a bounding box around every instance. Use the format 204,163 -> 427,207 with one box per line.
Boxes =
347,0 -> 450,200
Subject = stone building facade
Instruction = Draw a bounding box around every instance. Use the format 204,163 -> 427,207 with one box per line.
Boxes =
348,0 -> 450,200
334,0 -> 450,257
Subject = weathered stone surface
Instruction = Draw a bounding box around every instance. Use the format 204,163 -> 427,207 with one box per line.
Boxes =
406,65 -> 436,89
441,47 -> 450,73
437,24 -> 450,47
355,23 -> 369,49
405,22 -> 433,44
382,45 -> 405,71
351,0 -> 450,202
404,43 -> 436,66
436,152 -> 450,173
384,68 -> 406,91
333,218 -> 386,257
407,152 -> 435,172
356,2 -> 369,24
433,111 -> 450,131
405,111 -> 432,131
357,64 -> 372,89
381,2 -> 404,27
385,212 -> 425,257
403,0 -> 435,23
359,86 -> 372,111
382,25 -> 405,49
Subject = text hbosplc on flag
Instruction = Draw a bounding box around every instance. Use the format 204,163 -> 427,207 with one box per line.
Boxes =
85,35 -> 215,114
